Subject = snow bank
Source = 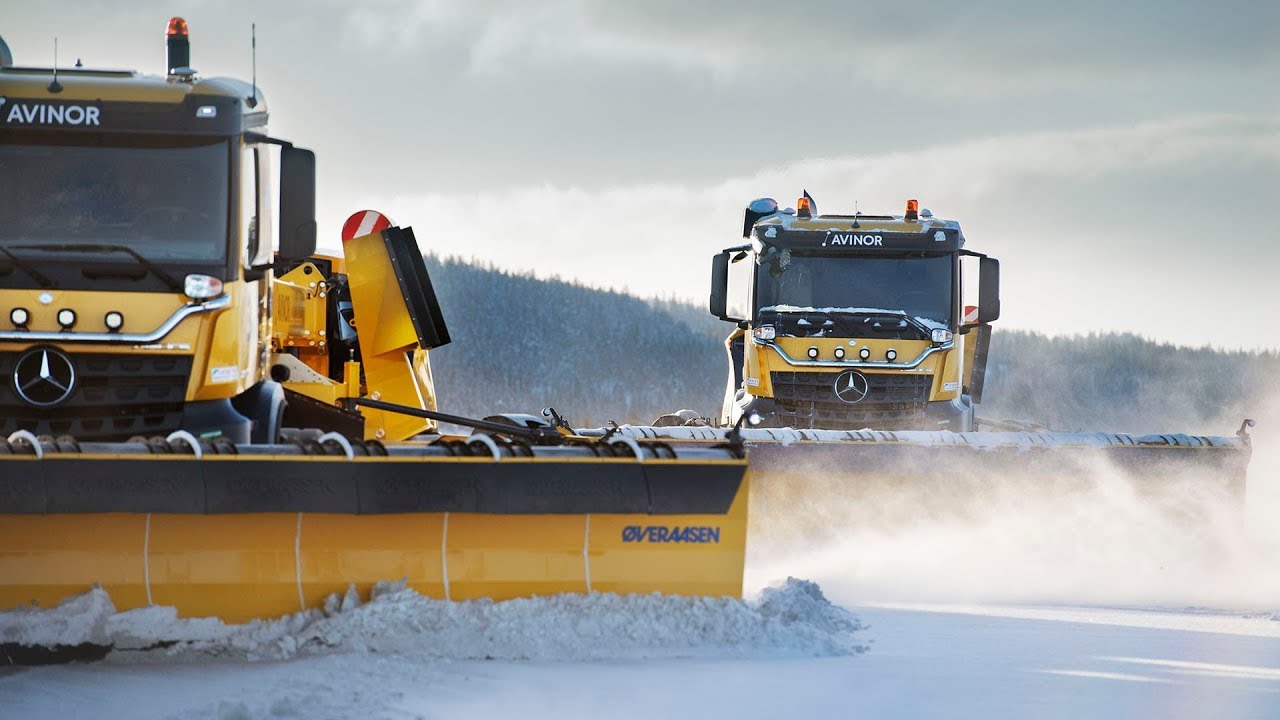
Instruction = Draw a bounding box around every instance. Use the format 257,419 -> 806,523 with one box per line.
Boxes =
0,585 -> 117,647
0,578 -> 865,662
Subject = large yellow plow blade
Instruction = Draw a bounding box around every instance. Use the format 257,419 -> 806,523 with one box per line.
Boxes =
0,440 -> 748,624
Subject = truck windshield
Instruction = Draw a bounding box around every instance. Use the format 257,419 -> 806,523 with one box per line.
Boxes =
0,136 -> 230,264
755,251 -> 953,325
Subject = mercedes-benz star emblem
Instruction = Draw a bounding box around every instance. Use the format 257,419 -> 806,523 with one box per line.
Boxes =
13,347 -> 77,408
833,370 -> 870,404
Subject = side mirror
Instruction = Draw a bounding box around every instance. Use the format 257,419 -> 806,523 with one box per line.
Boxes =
979,256 -> 1000,324
279,146 -> 317,261
710,251 -> 730,319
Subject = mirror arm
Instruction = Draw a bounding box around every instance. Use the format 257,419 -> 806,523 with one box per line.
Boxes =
243,132 -> 294,149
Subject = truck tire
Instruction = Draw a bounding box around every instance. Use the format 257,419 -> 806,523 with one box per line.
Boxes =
232,381 -> 287,444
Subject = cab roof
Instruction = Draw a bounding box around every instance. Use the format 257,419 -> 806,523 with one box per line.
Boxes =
756,211 -> 962,235
0,66 -> 267,116
752,209 -> 966,253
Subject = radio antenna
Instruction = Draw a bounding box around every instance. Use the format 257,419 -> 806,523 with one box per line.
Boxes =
48,37 -> 63,93
246,23 -> 258,108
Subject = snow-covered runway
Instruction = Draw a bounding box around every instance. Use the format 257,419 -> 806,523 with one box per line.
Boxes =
4,600 -> 1279,720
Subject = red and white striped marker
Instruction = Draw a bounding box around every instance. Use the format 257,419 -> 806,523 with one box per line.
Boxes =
341,210 -> 393,242
963,305 -> 980,324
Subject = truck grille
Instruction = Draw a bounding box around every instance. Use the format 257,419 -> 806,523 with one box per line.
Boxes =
0,352 -> 192,441
770,371 -> 933,430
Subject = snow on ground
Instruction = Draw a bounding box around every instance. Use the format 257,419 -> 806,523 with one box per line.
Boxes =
1,578 -> 864,662
2,601 -> 1279,719
0,578 -> 870,719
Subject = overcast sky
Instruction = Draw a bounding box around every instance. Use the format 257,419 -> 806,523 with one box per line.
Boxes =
7,1 -> 1279,348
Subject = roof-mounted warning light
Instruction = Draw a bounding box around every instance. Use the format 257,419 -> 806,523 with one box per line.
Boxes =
797,190 -> 817,219
166,16 -> 194,77
905,198 -> 919,221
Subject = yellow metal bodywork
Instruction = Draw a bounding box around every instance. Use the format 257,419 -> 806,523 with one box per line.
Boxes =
0,279 -> 263,402
342,232 -> 423,358
272,262 -> 330,365
359,348 -> 436,440
0,460 -> 750,623
343,229 -> 440,439
271,236 -> 440,441
745,336 -> 961,403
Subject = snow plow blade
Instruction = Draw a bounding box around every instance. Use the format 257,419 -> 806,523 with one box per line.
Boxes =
0,438 -> 748,624
581,426 -> 1253,520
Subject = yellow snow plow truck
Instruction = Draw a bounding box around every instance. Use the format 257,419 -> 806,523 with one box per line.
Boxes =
591,193 -> 1254,520
0,20 -> 747,630
715,194 -> 994,432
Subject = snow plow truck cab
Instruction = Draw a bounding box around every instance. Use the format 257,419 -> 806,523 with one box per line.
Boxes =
711,195 -> 999,432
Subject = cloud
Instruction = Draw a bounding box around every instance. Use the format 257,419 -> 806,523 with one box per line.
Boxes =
336,112 -> 1280,348
325,0 -> 1280,93
10,1 -> 1276,192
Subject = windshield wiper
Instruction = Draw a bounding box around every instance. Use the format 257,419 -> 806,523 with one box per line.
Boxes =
10,243 -> 183,293
0,247 -> 56,288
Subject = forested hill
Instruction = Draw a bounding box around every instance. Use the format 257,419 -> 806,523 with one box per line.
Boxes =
423,256 -> 1279,434
423,255 -> 726,428
984,332 -> 1277,433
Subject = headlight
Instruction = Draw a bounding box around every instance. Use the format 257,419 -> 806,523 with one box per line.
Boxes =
807,346 -> 819,360
57,309 -> 77,328
10,308 -> 30,327
104,311 -> 124,331
834,346 -> 846,360
886,349 -> 898,361
931,328 -> 954,344
859,347 -> 871,360
184,274 -> 224,300
753,325 -> 776,341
